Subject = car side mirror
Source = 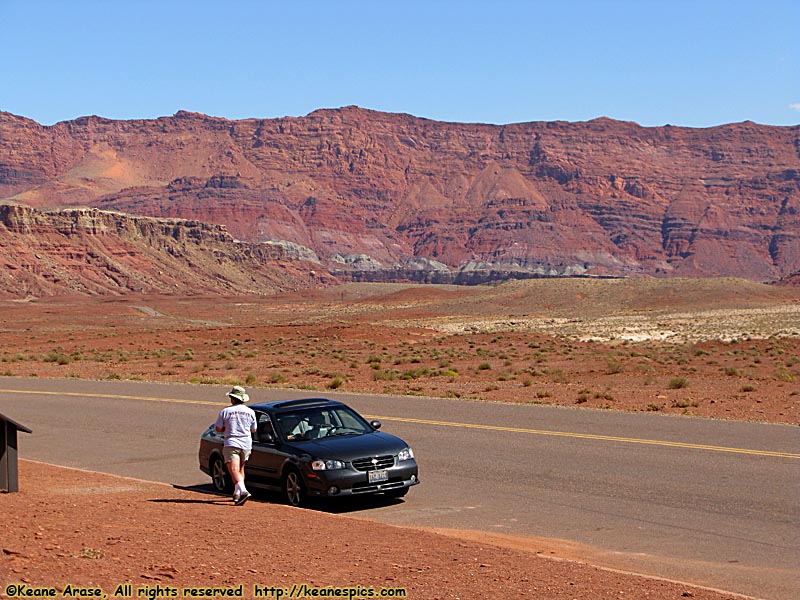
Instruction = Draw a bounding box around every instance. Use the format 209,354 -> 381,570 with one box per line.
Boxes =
259,432 -> 275,444
370,420 -> 382,430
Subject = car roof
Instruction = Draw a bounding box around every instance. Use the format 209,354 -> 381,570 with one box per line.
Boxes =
249,398 -> 346,413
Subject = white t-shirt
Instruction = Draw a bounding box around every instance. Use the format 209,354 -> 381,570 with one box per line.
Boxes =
215,404 -> 257,451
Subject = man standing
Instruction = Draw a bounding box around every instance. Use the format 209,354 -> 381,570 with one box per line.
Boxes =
215,385 -> 257,505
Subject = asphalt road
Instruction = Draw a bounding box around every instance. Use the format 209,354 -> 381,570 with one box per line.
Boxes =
1,377 -> 798,600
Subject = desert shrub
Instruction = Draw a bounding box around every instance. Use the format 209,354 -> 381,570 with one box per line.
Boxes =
606,360 -> 623,374
741,384 -> 756,392
723,366 -> 740,376
328,376 -> 345,389
667,377 -> 689,389
268,372 -> 287,384
44,351 -> 71,365
775,368 -> 796,383
292,383 -> 319,391
646,403 -> 664,412
245,373 -> 257,385
478,362 -> 491,371
190,376 -> 225,385
671,398 -> 699,408
401,368 -> 430,380
372,369 -> 399,381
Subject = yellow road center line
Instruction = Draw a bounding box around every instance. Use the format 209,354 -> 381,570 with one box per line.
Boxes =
3,388 -> 797,459
366,415 -> 800,459
1,388 -> 221,407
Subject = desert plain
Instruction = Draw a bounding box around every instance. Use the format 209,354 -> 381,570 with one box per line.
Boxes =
2,277 -> 798,424
1,276 -> 799,600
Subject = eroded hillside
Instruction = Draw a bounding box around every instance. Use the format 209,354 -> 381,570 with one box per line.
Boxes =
1,108 -> 799,283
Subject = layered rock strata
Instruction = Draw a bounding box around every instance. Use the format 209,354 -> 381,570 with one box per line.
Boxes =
1,108 -> 798,284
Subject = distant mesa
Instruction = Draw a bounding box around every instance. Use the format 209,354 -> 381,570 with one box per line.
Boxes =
0,107 -> 798,296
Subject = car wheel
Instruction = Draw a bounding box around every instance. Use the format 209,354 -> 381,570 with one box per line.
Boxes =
385,487 -> 409,499
283,468 -> 305,507
210,456 -> 232,493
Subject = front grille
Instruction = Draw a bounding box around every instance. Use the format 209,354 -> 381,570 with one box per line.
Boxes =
352,455 -> 394,471
351,479 -> 404,493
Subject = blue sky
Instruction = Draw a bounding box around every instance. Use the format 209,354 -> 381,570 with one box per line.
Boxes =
2,0 -> 798,128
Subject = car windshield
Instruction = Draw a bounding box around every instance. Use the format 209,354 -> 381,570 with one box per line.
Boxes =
275,406 -> 373,442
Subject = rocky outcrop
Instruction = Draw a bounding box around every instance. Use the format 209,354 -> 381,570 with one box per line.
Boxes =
0,203 -> 328,297
1,108 -> 799,283
775,270 -> 800,287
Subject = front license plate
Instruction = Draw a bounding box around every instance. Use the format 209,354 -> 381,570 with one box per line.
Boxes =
368,469 -> 388,483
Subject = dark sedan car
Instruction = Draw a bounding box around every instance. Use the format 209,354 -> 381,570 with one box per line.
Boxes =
199,397 -> 419,506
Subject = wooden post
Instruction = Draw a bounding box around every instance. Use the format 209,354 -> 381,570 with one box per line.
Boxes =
0,420 -> 11,492
0,415 -> 32,493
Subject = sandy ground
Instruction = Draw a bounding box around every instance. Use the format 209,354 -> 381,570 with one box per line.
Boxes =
1,461 -> 747,600
0,284 -> 797,424
0,280 -> 797,599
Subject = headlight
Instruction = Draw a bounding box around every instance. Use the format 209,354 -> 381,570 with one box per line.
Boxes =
397,447 -> 414,461
311,459 -> 346,471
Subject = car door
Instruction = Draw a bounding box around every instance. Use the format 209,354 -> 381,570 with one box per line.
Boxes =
245,411 -> 285,490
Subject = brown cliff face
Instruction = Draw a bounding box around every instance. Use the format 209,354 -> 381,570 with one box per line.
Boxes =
0,203 -> 324,297
2,107 -> 799,284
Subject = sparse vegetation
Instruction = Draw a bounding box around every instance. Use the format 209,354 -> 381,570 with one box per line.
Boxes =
328,376 -> 345,389
667,377 -> 689,389
0,279 -> 796,423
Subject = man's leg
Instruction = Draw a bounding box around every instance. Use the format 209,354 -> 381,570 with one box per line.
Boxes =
237,460 -> 247,487
225,452 -> 244,500
233,452 -> 251,505
226,457 -> 243,485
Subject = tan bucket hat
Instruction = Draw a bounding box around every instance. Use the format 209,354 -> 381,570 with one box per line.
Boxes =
226,385 -> 250,403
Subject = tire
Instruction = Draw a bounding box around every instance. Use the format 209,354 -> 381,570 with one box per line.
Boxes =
210,455 -> 232,494
385,487 -> 409,499
283,468 -> 305,507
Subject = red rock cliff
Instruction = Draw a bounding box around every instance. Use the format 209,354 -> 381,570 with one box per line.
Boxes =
1,108 -> 798,282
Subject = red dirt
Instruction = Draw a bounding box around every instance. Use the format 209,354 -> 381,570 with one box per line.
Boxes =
1,461 -> 745,600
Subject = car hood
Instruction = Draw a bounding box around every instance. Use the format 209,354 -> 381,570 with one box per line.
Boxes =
290,431 -> 408,460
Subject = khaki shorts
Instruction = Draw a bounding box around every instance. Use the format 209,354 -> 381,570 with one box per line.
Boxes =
223,446 -> 251,463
